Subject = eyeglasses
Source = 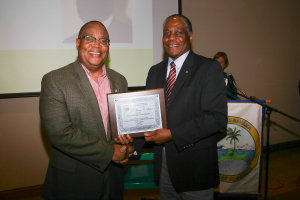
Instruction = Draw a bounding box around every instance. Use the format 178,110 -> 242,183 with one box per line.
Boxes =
78,36 -> 110,46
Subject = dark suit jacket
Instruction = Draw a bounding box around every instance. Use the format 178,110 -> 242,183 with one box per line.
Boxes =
39,60 -> 128,199
145,51 -> 228,192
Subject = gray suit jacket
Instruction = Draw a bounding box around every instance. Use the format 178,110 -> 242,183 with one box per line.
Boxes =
39,60 -> 128,199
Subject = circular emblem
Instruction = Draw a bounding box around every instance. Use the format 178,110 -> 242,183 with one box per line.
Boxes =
217,116 -> 261,183
123,105 -> 130,112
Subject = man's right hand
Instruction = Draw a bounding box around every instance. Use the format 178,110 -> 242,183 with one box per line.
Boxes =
112,144 -> 130,164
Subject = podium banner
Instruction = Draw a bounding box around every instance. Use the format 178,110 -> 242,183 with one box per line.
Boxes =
216,100 -> 265,194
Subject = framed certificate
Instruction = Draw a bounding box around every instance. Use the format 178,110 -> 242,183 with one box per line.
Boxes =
107,88 -> 167,138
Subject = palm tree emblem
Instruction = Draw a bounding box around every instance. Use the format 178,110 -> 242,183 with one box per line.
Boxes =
225,127 -> 241,156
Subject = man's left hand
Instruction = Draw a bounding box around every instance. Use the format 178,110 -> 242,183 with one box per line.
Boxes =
114,134 -> 133,144
144,128 -> 172,145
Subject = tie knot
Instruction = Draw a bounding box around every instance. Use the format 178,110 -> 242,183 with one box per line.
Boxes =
170,62 -> 176,68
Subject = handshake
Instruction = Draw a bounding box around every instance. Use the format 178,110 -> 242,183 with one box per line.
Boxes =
112,134 -> 135,164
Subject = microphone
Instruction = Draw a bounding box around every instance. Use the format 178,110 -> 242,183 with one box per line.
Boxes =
227,73 -> 236,90
227,73 -> 248,97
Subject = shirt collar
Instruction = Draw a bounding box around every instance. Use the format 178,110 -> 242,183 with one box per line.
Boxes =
80,63 -> 107,80
166,50 -> 190,77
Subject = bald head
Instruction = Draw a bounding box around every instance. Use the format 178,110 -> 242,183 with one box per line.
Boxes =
78,21 -> 107,39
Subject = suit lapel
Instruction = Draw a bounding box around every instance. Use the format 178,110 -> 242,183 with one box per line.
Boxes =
168,51 -> 195,108
105,70 -> 119,141
158,60 -> 169,89
106,70 -> 120,94
73,60 -> 105,135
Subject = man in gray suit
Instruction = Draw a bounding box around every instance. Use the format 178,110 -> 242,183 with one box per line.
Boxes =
40,21 -> 136,200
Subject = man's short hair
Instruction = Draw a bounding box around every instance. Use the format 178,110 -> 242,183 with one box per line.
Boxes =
163,14 -> 193,35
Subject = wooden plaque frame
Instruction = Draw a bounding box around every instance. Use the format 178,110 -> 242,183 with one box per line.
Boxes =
107,88 -> 167,139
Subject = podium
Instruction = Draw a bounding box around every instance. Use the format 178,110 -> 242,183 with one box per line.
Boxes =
215,100 -> 265,198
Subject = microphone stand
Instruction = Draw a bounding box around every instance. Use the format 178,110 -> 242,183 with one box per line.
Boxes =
227,88 -> 300,200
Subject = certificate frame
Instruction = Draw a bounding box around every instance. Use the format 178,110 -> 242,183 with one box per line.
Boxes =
107,88 -> 167,139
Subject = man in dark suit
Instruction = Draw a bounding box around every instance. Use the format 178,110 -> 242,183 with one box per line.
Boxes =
144,14 -> 228,200
40,21 -> 137,200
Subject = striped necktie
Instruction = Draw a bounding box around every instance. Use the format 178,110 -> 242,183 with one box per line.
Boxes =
165,62 -> 176,105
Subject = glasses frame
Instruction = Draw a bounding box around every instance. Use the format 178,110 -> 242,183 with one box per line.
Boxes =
78,35 -> 110,46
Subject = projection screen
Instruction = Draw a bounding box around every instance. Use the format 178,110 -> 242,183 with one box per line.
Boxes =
0,0 -> 178,95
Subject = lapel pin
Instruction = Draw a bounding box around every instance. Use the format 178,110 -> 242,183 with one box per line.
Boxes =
186,71 -> 188,73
